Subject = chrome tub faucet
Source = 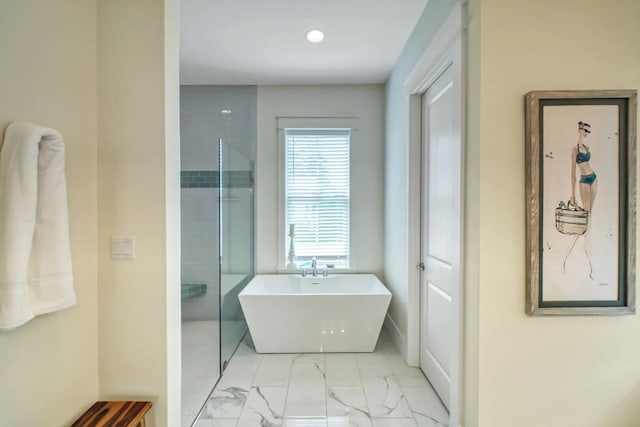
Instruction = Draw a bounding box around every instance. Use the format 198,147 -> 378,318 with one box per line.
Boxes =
300,257 -> 328,277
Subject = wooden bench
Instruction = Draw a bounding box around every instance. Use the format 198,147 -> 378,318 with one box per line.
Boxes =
71,401 -> 152,427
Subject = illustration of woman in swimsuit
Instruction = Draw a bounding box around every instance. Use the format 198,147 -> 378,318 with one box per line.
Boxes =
564,121 -> 597,278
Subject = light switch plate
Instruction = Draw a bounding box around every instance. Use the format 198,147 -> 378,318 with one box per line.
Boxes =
111,236 -> 135,260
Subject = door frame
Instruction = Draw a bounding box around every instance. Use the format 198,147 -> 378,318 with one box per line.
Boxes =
405,2 -> 466,426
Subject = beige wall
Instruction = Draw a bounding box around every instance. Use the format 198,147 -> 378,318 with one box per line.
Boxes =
256,85 -> 385,277
163,0 -> 182,422
97,1 -> 181,426
0,1 -> 99,425
1,1 -> 179,425
471,0 -> 640,426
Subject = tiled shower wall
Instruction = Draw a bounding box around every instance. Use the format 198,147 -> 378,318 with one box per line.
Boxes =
181,187 -> 219,321
180,85 -> 256,168
180,85 -> 257,321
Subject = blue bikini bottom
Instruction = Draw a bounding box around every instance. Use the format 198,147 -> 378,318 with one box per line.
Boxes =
580,172 -> 597,185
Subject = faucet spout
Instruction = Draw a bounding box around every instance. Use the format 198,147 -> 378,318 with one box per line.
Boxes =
300,257 -> 327,278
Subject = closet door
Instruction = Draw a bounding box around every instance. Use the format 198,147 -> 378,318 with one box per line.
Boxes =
419,64 -> 460,410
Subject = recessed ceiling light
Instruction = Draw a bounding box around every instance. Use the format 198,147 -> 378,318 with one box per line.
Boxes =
306,29 -> 325,43
220,109 -> 232,114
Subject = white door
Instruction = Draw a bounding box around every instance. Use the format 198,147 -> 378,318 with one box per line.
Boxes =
419,64 -> 461,410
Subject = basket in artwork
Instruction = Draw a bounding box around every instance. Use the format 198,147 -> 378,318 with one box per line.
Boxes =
555,201 -> 588,235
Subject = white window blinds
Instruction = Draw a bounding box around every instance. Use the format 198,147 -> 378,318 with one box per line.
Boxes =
285,128 -> 350,266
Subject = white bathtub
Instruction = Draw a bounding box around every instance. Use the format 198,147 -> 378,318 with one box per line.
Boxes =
238,274 -> 391,353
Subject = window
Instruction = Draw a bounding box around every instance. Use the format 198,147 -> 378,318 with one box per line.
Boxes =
285,128 -> 350,267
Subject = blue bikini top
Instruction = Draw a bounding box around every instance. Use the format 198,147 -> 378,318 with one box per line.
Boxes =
576,145 -> 591,163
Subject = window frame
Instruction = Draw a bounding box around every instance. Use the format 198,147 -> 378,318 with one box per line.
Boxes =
276,116 -> 358,272
284,128 -> 351,268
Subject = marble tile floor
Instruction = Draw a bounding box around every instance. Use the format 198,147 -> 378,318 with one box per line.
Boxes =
194,329 -> 448,427
183,320 -> 220,427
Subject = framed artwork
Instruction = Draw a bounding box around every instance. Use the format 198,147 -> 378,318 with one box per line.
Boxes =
525,90 -> 637,315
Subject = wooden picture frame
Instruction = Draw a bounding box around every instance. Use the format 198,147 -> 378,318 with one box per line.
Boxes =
525,90 -> 637,315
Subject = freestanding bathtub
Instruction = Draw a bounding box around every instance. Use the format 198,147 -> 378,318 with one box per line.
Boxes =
239,274 -> 391,353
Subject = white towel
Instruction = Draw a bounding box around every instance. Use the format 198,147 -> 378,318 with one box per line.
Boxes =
0,122 -> 75,331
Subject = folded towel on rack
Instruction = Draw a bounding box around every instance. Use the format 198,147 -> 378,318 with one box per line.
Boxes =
0,122 -> 75,331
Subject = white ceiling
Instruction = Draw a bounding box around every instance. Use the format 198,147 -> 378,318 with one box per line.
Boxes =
180,0 -> 429,85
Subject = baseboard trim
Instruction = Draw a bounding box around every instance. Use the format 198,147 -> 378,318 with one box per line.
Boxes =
384,313 -> 409,363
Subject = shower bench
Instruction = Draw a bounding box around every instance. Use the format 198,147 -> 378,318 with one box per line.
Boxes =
71,400 -> 152,427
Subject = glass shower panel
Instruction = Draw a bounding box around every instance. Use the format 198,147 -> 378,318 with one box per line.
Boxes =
219,139 -> 254,370
180,169 -> 220,427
